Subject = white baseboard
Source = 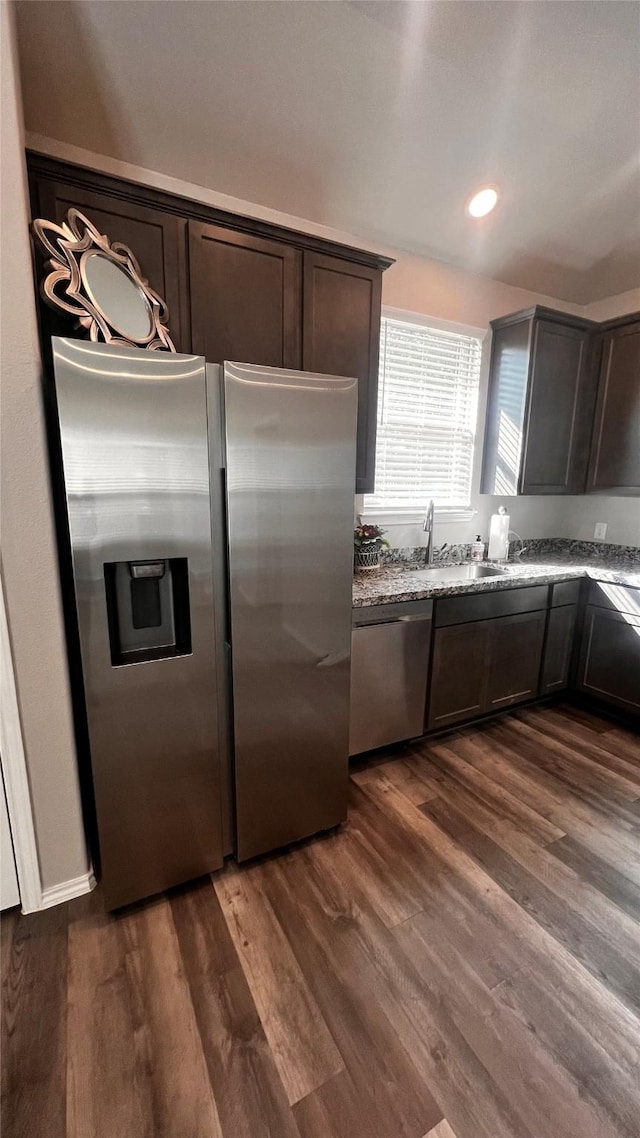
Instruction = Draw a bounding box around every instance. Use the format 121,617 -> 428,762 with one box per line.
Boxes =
31,869 -> 97,913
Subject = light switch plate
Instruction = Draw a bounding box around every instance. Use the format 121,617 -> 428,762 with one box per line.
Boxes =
594,522 -> 607,541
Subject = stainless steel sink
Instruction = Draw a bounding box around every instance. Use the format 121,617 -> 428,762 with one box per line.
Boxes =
407,563 -> 508,583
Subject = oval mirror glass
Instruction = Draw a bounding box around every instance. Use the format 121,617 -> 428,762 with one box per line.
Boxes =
82,252 -> 154,341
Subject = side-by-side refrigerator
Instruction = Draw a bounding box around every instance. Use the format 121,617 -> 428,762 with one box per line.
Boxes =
52,339 -> 357,908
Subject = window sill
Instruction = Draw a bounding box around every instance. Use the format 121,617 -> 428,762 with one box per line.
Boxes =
359,508 -> 477,525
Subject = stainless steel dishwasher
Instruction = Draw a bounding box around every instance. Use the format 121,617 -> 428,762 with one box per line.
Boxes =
349,601 -> 433,755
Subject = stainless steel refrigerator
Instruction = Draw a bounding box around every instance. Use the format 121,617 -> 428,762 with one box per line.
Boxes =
52,339 -> 357,907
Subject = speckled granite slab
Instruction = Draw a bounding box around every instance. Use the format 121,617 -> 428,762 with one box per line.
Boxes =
353,557 -> 640,607
521,538 -> 640,568
382,538 -> 640,570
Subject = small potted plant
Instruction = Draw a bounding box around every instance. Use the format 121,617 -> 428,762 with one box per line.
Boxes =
354,523 -> 390,572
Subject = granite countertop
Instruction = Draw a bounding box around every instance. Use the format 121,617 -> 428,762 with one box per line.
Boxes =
353,559 -> 640,608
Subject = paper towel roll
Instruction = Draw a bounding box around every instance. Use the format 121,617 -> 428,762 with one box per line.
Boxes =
488,508 -> 510,561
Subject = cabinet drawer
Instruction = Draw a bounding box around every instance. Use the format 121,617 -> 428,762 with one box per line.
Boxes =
434,585 -> 549,627
551,579 -> 581,607
587,581 -> 640,616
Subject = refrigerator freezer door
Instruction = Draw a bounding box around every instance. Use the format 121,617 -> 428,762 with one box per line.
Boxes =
53,338 -> 224,909
223,361 -> 358,860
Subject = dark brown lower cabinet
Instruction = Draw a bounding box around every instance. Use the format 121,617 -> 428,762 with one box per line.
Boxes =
485,609 -> 547,710
541,604 -> 578,694
577,604 -> 640,715
428,607 -> 546,729
428,620 -> 491,729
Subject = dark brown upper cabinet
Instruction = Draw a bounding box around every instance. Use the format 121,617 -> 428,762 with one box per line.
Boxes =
189,221 -> 301,370
302,252 -> 382,493
586,315 -> 640,495
27,154 -> 391,493
481,307 -> 598,496
29,176 -> 191,354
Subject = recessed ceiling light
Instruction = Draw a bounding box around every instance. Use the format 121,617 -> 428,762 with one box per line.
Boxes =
466,186 -> 499,218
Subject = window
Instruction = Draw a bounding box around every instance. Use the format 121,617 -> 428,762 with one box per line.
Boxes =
364,314 -> 482,517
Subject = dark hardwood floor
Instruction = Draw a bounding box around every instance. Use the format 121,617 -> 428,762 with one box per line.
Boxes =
2,702 -> 640,1138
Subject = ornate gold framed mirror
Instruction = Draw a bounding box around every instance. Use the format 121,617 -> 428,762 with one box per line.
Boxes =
31,208 -> 176,351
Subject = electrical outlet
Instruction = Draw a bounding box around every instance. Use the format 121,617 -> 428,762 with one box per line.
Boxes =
594,522 -> 607,541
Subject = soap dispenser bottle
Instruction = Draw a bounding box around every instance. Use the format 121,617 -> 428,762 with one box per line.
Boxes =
471,535 -> 485,562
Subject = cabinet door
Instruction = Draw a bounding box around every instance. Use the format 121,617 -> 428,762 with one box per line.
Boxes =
32,178 -> 190,353
541,604 -> 577,694
189,221 -> 301,368
587,320 -> 640,494
481,317 -> 531,496
302,252 -> 382,494
428,621 -> 490,729
521,320 -> 596,494
577,605 -> 640,714
486,609 -> 546,710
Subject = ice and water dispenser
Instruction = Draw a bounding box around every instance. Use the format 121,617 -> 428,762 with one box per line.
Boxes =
104,558 -> 191,665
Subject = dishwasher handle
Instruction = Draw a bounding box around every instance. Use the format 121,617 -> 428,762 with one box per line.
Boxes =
356,613 -> 432,629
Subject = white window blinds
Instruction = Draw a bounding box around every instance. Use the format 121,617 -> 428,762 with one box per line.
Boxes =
364,316 -> 482,513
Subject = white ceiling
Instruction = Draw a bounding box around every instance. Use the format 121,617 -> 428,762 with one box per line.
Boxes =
15,0 -> 640,303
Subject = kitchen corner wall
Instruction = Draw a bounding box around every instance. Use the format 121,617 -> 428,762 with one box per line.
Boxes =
584,289 -> 640,324
554,497 -> 640,547
1,4 -> 90,894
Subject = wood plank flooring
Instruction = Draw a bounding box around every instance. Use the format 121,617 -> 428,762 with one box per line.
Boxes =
3,702 -> 640,1138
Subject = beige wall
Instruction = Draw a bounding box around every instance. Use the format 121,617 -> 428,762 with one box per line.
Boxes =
584,289 -> 640,323
382,252 -> 584,327
556,496 -> 640,547
1,4 -> 89,892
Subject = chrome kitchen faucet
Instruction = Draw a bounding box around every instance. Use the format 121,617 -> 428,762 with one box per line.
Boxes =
423,499 -> 435,566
